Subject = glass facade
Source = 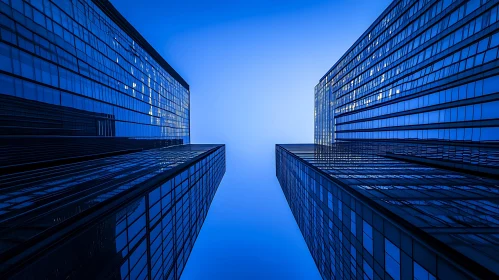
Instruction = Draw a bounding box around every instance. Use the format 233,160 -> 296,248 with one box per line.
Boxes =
0,1 -> 224,279
276,144 -> 498,279
315,0 -> 499,145
0,144 -> 226,279
0,0 -> 189,141
285,1 -> 499,278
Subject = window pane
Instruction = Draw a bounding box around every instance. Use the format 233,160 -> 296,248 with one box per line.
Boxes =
385,239 -> 400,280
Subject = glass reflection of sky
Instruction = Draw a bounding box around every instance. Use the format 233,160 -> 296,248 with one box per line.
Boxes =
0,144 -> 224,279
279,143 -> 499,275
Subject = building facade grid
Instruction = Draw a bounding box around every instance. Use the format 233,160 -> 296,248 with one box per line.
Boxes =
0,145 -> 226,279
276,144 -> 498,280
315,0 -> 499,145
0,0 -> 189,140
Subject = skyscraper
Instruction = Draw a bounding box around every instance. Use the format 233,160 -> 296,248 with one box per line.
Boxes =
0,0 -> 189,144
278,0 -> 499,279
0,0 -> 225,279
315,0 -> 499,146
1,144 -> 225,279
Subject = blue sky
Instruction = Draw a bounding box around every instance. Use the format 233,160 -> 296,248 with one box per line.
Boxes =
112,0 -> 391,279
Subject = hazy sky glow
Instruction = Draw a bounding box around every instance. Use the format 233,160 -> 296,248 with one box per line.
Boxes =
113,1 -> 391,279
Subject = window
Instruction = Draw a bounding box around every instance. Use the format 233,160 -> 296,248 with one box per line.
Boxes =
330,246 -> 336,276
481,127 -> 499,141
483,75 -> 499,95
328,192 -> 333,210
350,244 -> 357,276
0,74 -> 15,96
385,239 -> 401,280
466,0 -> 480,15
414,261 -> 436,280
338,200 -> 342,221
484,48 -> 497,63
19,52 -> 34,80
491,32 -> 499,48
0,42 -> 12,73
363,260 -> 373,280
363,221 -> 373,255
478,38 -> 489,53
351,210 -> 356,236
482,100 -> 499,119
